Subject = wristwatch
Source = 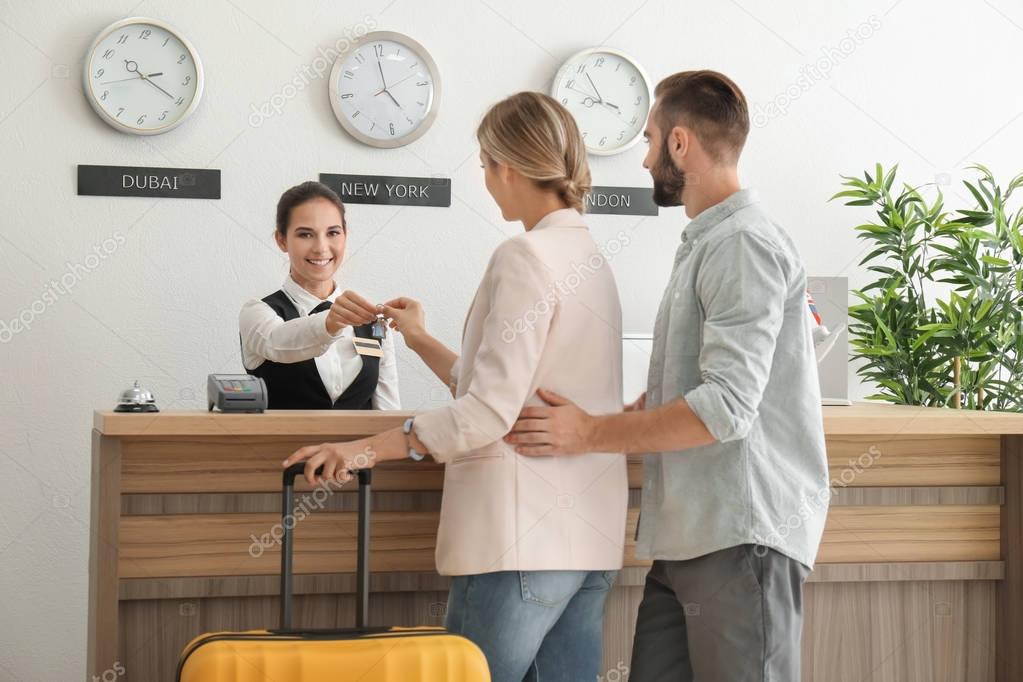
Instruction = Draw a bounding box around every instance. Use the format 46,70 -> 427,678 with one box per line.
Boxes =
402,417 -> 426,461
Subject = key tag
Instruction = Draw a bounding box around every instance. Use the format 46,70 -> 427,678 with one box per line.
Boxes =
370,314 -> 387,341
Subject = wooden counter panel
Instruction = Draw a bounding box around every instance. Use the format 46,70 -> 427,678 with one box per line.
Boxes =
818,505 -> 1000,563
119,505 -> 1000,579
120,435 -> 999,495
826,435 -> 1000,486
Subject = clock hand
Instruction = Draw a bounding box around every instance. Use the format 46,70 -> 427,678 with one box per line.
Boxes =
124,59 -> 174,99
384,89 -> 403,110
377,59 -> 388,90
374,71 -> 418,94
143,77 -> 175,99
101,76 -> 143,85
585,73 -> 604,103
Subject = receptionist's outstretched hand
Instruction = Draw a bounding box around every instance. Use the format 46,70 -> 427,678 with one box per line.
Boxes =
282,439 -> 378,487
325,290 -> 379,335
504,389 -> 595,456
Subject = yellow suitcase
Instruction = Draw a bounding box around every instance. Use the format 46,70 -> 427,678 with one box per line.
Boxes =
176,465 -> 490,681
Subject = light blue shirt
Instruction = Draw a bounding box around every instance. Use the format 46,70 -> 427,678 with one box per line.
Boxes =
639,189 -> 830,568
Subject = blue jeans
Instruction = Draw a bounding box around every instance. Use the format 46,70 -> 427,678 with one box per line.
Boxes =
444,569 -> 617,682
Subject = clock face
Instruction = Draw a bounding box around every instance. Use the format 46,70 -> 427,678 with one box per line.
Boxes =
551,48 -> 652,155
329,31 -> 440,148
84,18 -> 203,135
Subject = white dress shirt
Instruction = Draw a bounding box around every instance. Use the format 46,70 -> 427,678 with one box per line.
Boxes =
239,275 -> 400,410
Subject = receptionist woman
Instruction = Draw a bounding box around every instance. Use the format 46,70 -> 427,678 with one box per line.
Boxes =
239,181 -> 400,410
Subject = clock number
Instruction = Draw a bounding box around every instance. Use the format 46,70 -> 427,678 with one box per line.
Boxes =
159,110 -> 168,121
116,107 -> 125,118
617,130 -> 625,141
634,96 -> 642,106
416,81 -> 428,87
101,49 -> 114,60
630,115 -> 638,125
406,115 -> 414,125
116,34 -> 128,44
566,79 -> 575,89
595,56 -> 605,68
182,75 -> 191,86
95,68 -> 105,79
136,114 -> 147,125
175,96 -> 185,106
100,90 -> 109,101
177,54 -> 186,64
138,28 -> 151,40
409,61 -> 419,70
352,110 -> 360,118
354,52 -> 365,64
343,70 -> 354,79
582,132 -> 588,139
340,93 -> 354,99
389,122 -> 395,136
561,97 -> 568,105
629,76 -> 637,86
162,37 -> 170,47
374,44 -> 384,57
599,136 -> 607,146
576,64 -> 586,74
615,63 -> 621,72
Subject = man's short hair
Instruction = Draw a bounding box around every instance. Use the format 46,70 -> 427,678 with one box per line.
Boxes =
654,70 -> 749,163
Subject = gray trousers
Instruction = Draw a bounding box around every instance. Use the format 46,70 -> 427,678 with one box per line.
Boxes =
629,544 -> 810,682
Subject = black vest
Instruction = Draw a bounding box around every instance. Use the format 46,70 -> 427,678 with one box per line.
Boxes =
245,290 -> 379,410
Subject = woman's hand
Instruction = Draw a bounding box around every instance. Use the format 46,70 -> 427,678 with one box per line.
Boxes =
282,439 -> 378,486
380,297 -> 427,347
325,290 -> 378,336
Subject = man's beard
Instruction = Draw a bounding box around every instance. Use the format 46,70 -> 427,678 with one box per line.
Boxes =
651,136 -> 685,207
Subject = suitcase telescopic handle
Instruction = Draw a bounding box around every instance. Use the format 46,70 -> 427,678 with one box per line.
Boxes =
280,463 -> 373,631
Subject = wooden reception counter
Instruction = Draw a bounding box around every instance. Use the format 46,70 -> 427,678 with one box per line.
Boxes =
88,404 -> 1023,681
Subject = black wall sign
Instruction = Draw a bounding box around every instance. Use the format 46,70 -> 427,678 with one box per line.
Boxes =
77,165 -> 220,199
586,186 -> 658,216
320,173 -> 451,208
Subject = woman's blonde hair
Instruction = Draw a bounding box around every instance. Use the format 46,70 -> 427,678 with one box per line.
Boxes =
476,91 -> 591,212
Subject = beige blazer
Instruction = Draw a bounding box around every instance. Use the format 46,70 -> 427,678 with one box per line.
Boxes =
413,208 -> 628,576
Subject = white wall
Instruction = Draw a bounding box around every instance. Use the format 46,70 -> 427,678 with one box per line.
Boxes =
1,0 -> 1021,678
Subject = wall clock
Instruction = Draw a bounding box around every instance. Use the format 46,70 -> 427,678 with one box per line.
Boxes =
329,31 -> 441,148
551,47 -> 652,156
83,17 -> 204,135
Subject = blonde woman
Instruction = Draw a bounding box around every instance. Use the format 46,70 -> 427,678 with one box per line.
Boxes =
283,92 -> 628,681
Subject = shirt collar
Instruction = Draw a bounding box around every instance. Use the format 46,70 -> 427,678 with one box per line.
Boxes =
282,274 -> 337,315
530,207 -> 586,232
681,188 -> 758,243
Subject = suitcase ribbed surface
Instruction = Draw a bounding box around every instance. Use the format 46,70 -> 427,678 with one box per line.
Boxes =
178,627 -> 490,681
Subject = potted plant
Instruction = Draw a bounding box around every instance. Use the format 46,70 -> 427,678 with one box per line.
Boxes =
832,164 -> 1023,410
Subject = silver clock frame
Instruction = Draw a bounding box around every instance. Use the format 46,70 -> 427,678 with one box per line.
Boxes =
551,46 -> 653,156
82,16 -> 205,136
329,30 -> 442,149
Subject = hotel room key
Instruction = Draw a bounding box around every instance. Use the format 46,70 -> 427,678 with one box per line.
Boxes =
371,314 -> 387,341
